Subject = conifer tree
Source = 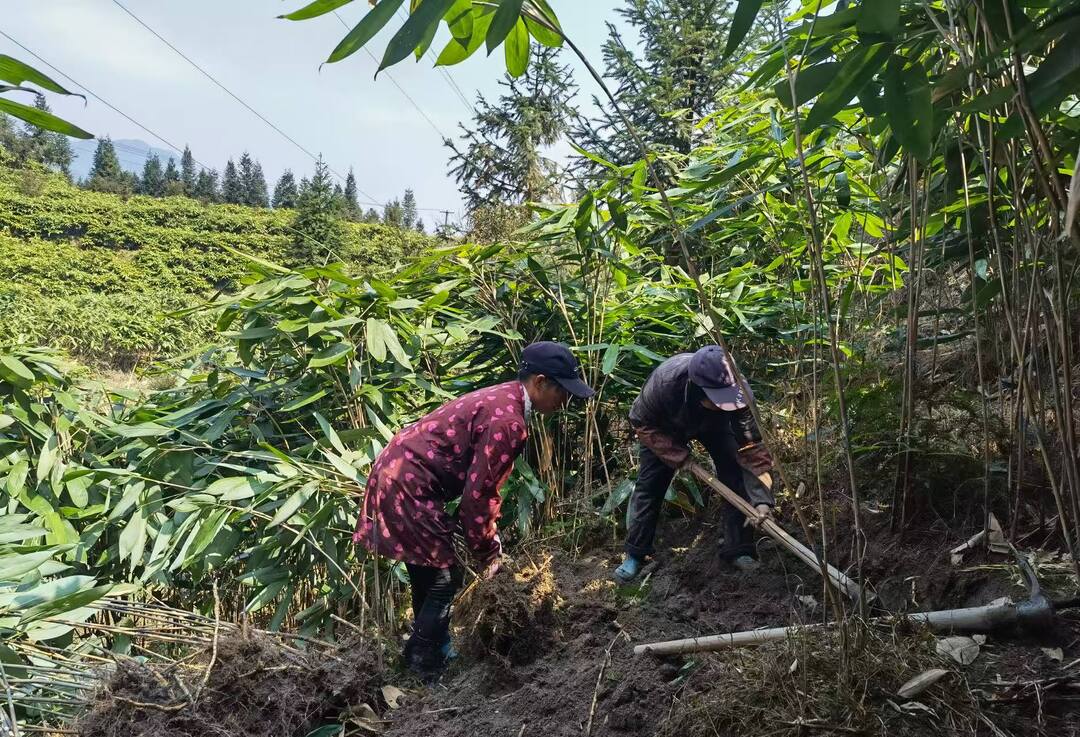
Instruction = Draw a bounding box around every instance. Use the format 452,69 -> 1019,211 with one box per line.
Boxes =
86,137 -> 130,193
446,46 -> 576,212
23,97 -> 73,178
571,0 -> 762,178
363,208 -> 380,224
194,168 -> 220,203
272,170 -> 299,209
343,169 -> 361,220
236,152 -> 269,207
222,159 -> 243,204
293,157 -> 345,263
415,218 -> 425,234
180,146 -> 197,194
139,154 -> 167,197
383,198 -> 403,228
249,161 -> 270,207
401,189 -> 418,230
164,157 -> 180,183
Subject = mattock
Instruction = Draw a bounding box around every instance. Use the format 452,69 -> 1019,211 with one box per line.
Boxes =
685,461 -> 869,605
634,547 -> 1080,657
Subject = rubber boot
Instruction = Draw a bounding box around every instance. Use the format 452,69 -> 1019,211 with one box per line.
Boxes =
732,555 -> 761,573
614,555 -> 643,584
403,634 -> 444,685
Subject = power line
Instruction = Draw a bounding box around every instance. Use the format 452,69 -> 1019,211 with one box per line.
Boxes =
391,7 -> 474,114
108,1 -> 452,214
109,0 -> 401,206
331,10 -> 451,142
0,29 -> 190,161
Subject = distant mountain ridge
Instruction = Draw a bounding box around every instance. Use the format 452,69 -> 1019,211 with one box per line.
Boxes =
69,138 -> 183,182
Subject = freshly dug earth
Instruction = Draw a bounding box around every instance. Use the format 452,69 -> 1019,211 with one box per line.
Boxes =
380,502 -> 1080,737
74,499 -> 1080,736
76,633 -> 385,737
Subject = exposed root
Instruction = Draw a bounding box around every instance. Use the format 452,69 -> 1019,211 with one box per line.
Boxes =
457,555 -> 562,667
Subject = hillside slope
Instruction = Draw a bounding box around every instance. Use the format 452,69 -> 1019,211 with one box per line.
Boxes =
0,168 -> 430,367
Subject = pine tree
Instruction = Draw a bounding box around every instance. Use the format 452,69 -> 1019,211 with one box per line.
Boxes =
571,0 -> 762,178
293,157 -> 345,263
21,98 -> 73,178
249,162 -> 270,207
222,159 -> 243,204
236,152 -> 269,207
446,46 -> 576,211
86,137 -> 131,194
180,146 -> 197,195
139,154 -> 167,197
401,189 -> 418,230
415,218 -> 425,233
383,198 -> 403,228
343,169 -> 361,220
272,170 -> 299,209
194,168 -> 220,203
362,208 -> 380,224
164,157 -> 180,182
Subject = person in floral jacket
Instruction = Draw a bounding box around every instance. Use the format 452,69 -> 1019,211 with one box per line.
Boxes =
355,342 -> 594,680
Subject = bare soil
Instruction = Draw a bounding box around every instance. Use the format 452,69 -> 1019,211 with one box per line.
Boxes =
77,499 -> 1080,737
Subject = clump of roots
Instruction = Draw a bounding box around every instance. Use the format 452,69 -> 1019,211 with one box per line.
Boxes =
458,554 -> 562,667
76,633 -> 384,737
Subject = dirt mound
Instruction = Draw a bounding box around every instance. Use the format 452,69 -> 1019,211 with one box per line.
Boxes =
76,633 -> 385,737
458,554 -> 562,668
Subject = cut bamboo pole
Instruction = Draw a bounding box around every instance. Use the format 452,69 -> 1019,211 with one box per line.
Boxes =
685,462 -> 865,603
633,596 -> 1056,657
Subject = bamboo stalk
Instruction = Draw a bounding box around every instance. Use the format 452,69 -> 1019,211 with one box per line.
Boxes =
634,598 -> 1047,657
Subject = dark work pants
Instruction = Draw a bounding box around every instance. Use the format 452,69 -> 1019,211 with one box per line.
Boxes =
625,432 -> 754,561
404,563 -> 463,666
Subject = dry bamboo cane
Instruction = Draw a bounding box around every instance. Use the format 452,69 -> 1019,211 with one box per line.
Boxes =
633,597 -> 1052,657
685,462 -> 865,603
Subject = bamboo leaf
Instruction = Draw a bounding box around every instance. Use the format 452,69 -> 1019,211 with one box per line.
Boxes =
856,0 -> 901,38
0,355 -> 35,386
486,0 -> 526,54
724,0 -> 763,59
601,343 -> 620,375
883,54 -> 932,162
19,583 -> 115,626
523,0 -> 562,46
309,341 -> 354,368
773,62 -> 841,108
280,0 -> 355,21
379,0 -> 455,72
366,318 -> 388,362
327,0 -> 406,63
504,18 -> 530,77
0,55 -> 76,95
0,98 -> 92,138
805,43 -> 890,131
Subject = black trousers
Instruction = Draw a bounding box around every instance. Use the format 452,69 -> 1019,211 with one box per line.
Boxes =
404,563 -> 463,664
625,431 -> 754,561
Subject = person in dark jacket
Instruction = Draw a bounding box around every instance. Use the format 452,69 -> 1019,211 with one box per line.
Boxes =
355,342 -> 593,681
614,345 -> 775,583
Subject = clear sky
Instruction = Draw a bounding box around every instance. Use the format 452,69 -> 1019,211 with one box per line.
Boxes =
1,1 -> 626,224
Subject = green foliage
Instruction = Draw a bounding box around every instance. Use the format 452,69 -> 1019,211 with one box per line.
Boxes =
447,46 -> 576,212
0,168 -> 430,365
571,0 -> 770,178
296,0 -> 564,76
293,157 -> 346,262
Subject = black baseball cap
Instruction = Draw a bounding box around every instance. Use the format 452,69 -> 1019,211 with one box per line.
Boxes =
688,345 -> 751,410
520,341 -> 595,399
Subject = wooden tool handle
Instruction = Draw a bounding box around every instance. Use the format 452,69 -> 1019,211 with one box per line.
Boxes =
685,461 -> 864,603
